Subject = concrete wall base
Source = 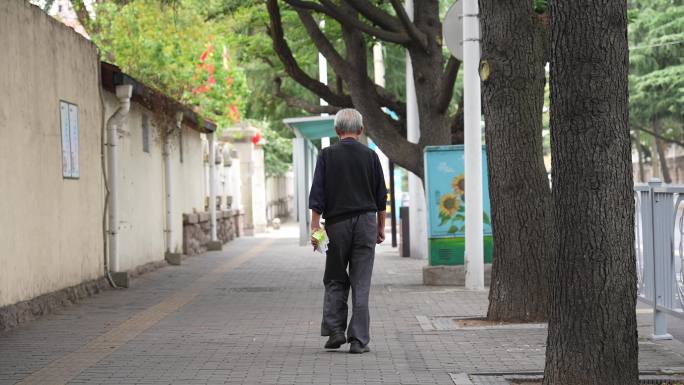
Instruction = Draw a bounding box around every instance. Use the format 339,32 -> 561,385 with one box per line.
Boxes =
165,252 -> 182,266
0,258 -> 179,333
0,277 -> 110,332
423,264 -> 492,286
207,241 -> 223,251
111,272 -> 129,288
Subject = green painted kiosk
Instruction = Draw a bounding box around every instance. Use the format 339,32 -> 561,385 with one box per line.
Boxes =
424,145 -> 493,266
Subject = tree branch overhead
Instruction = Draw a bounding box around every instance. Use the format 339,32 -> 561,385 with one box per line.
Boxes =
284,0 -> 411,45
266,0 -> 352,107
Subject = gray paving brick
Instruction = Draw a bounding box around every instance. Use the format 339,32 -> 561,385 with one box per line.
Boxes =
0,225 -> 683,385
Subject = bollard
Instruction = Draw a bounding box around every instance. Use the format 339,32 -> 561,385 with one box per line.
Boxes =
400,207 -> 410,258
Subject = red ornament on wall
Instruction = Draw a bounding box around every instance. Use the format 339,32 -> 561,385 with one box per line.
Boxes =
251,132 -> 261,145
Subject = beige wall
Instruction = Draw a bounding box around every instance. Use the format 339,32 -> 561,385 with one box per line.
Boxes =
266,173 -> 294,220
103,92 -> 166,271
233,140 -> 267,233
0,1 -> 104,306
104,92 -> 207,266
170,126 -> 205,253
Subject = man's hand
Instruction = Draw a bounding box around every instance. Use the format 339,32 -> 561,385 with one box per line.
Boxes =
377,227 -> 385,244
310,210 -> 323,251
376,211 -> 386,244
311,224 -> 321,251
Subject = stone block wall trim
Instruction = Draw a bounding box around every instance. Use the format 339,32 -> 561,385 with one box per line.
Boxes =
182,211 -> 237,256
0,277 -> 110,333
183,213 -> 199,225
0,257 -> 177,333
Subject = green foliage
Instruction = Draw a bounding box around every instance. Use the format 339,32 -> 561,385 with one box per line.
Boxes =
261,122 -> 294,177
89,0 -> 246,129
221,2 -> 319,135
79,1 -> 467,175
83,0 -> 299,175
629,0 -> 684,146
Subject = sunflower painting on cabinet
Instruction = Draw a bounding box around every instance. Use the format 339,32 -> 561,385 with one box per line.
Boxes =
436,174 -> 491,234
424,145 -> 493,265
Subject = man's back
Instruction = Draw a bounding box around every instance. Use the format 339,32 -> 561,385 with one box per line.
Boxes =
309,138 -> 386,225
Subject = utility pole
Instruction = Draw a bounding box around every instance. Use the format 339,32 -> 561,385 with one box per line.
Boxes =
406,0 -> 428,260
463,0 -> 484,289
319,20 -> 330,149
373,42 -> 394,246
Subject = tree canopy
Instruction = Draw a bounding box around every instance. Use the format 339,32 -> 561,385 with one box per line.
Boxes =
61,0 -> 304,176
629,0 -> 684,159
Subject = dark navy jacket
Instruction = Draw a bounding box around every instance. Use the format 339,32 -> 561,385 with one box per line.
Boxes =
308,138 -> 387,225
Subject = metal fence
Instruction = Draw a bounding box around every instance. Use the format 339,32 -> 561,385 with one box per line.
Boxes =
634,179 -> 684,339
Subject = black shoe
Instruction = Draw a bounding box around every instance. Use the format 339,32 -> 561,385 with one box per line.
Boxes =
324,332 -> 346,349
349,340 -> 370,354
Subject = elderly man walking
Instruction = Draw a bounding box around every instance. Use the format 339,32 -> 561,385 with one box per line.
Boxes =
309,108 -> 387,354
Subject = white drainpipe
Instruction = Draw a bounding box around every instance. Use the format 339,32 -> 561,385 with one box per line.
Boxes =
164,112 -> 183,253
209,132 -> 218,242
106,84 -> 133,273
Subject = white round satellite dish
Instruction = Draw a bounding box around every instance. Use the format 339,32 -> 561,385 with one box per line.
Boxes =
443,0 -> 463,60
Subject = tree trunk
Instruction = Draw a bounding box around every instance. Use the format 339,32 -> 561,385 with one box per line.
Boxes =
543,1 -> 639,384
635,135 -> 645,183
479,2 -> 551,322
651,134 -> 661,179
653,117 -> 672,183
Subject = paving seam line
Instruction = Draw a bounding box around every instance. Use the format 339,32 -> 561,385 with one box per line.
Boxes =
15,238 -> 275,385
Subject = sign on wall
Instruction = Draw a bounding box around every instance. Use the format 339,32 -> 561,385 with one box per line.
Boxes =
60,101 -> 79,179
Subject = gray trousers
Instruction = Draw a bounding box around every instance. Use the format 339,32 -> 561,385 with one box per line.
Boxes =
321,212 -> 376,346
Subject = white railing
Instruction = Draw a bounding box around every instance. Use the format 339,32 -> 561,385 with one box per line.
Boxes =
634,179 -> 684,340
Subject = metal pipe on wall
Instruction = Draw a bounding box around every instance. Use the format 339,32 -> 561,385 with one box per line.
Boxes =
106,84 -> 132,273
209,132 -> 218,242
164,112 -> 183,253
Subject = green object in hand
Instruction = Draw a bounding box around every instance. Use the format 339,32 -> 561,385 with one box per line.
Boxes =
312,229 -> 329,254
312,229 -> 327,242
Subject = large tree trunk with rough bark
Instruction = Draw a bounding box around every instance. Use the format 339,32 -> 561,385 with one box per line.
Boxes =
653,117 -> 672,183
543,1 -> 639,384
479,2 -> 552,322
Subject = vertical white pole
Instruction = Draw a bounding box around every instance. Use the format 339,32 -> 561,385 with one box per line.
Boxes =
373,43 -> 391,210
463,0 -> 484,290
209,132 -> 218,242
406,0 -> 428,260
373,43 -> 386,88
319,20 -> 331,149
295,136 -> 308,245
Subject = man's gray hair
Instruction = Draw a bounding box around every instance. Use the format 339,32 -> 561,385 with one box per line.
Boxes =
334,108 -> 364,133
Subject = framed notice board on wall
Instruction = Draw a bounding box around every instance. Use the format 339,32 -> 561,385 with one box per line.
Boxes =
60,101 -> 79,179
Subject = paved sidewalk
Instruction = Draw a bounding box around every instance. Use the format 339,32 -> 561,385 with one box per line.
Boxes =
1,224 -> 684,385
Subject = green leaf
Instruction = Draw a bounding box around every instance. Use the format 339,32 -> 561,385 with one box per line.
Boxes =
439,216 -> 450,226
447,225 -> 458,234
483,212 -> 491,225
